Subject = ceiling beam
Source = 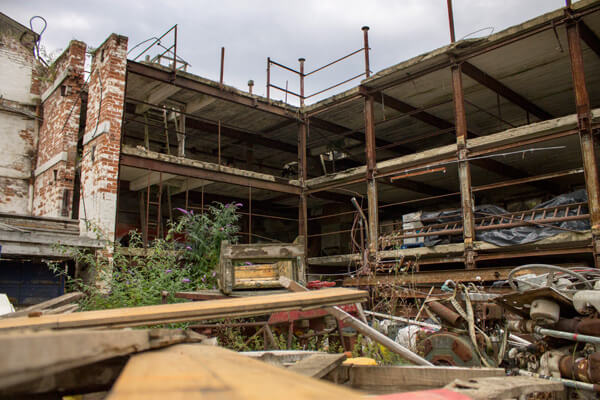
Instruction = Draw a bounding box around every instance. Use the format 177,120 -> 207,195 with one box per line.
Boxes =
579,20 -> 600,59
135,85 -> 181,114
460,61 -> 553,121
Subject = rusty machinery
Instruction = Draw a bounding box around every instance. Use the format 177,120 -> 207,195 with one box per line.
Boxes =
410,264 -> 600,397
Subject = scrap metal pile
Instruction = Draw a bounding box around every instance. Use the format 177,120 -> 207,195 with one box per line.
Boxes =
369,263 -> 600,398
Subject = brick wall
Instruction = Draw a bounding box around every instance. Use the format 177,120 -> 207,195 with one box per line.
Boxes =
32,40 -> 86,217
79,34 -> 128,240
0,29 -> 42,214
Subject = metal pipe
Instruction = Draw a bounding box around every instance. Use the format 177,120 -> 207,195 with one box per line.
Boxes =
536,326 -> 600,345
364,310 -> 440,330
266,57 -> 271,101
298,58 -> 305,107
351,197 -> 370,244
362,26 -> 370,78
173,25 -> 178,72
518,370 -> 600,392
247,80 -> 254,95
447,0 -> 456,43
220,47 -> 225,88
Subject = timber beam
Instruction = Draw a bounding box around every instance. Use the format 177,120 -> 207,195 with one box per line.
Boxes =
127,61 -> 299,120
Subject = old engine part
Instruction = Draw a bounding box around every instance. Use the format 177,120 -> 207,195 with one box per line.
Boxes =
427,301 -> 463,327
530,298 -> 560,325
559,353 -> 600,384
419,332 -> 493,367
573,290 -> 600,315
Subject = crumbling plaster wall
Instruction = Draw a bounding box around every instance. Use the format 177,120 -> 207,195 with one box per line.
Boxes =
79,34 -> 128,240
0,26 -> 42,214
33,40 -> 86,218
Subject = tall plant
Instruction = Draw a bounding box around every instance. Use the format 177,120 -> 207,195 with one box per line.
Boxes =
169,202 -> 241,285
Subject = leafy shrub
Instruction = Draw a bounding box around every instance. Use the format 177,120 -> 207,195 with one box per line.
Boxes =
52,202 -> 241,310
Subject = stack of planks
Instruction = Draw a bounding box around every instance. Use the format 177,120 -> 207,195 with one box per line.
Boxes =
0,287 -> 367,331
0,292 -> 83,318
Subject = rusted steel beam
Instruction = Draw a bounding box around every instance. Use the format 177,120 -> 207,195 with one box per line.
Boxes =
309,116 -> 400,150
298,120 -> 308,249
566,19 -> 600,267
364,94 -> 379,257
461,61 -> 553,121
127,60 -> 298,120
120,154 -> 301,195
344,267 -> 512,286
452,63 -> 476,270
579,20 -> 600,58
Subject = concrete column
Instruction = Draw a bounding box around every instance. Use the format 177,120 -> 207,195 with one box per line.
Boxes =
451,64 -> 476,270
566,19 -> 600,267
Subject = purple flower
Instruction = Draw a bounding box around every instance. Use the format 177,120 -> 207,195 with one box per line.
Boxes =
225,204 -> 230,208
181,278 -> 190,283
235,203 -> 243,208
176,208 -> 189,215
201,276 -> 206,282
186,246 -> 192,250
211,271 -> 216,277
219,227 -> 224,231
244,261 -> 253,266
165,269 -> 172,274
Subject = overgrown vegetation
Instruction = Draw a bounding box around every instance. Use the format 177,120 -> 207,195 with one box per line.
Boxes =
51,202 -> 241,311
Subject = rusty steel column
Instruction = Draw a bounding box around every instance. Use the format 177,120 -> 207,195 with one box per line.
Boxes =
299,58 -> 306,107
451,64 -> 476,270
362,26 -> 370,78
566,18 -> 600,267
364,94 -> 379,259
298,120 -> 308,254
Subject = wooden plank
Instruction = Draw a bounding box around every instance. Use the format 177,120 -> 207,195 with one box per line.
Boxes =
445,376 -> 563,399
0,328 -> 205,390
234,264 -> 279,280
106,344 -> 365,400
1,292 -> 83,319
0,288 -> 367,331
288,353 -> 346,378
223,243 -> 305,259
330,365 -> 505,394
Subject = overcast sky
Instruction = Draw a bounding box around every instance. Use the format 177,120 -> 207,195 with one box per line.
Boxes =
4,0 -> 569,105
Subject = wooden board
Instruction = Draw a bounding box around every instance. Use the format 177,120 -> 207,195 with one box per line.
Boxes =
0,292 -> 83,319
0,328 -> 204,390
326,365 -> 506,394
445,376 -> 563,399
0,288 -> 367,331
106,344 -> 365,400
287,353 -> 346,378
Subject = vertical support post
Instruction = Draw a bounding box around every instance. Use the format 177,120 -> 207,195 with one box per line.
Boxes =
143,112 -> 150,150
298,120 -> 308,255
266,57 -> 271,102
566,18 -> 600,267
173,25 -> 178,73
364,94 -> 378,261
217,120 -> 221,166
451,63 -> 476,270
145,173 -> 150,247
220,47 -> 225,88
175,109 -> 186,157
248,185 -> 252,244
362,26 -> 370,78
447,0 -> 456,43
299,58 -> 305,107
